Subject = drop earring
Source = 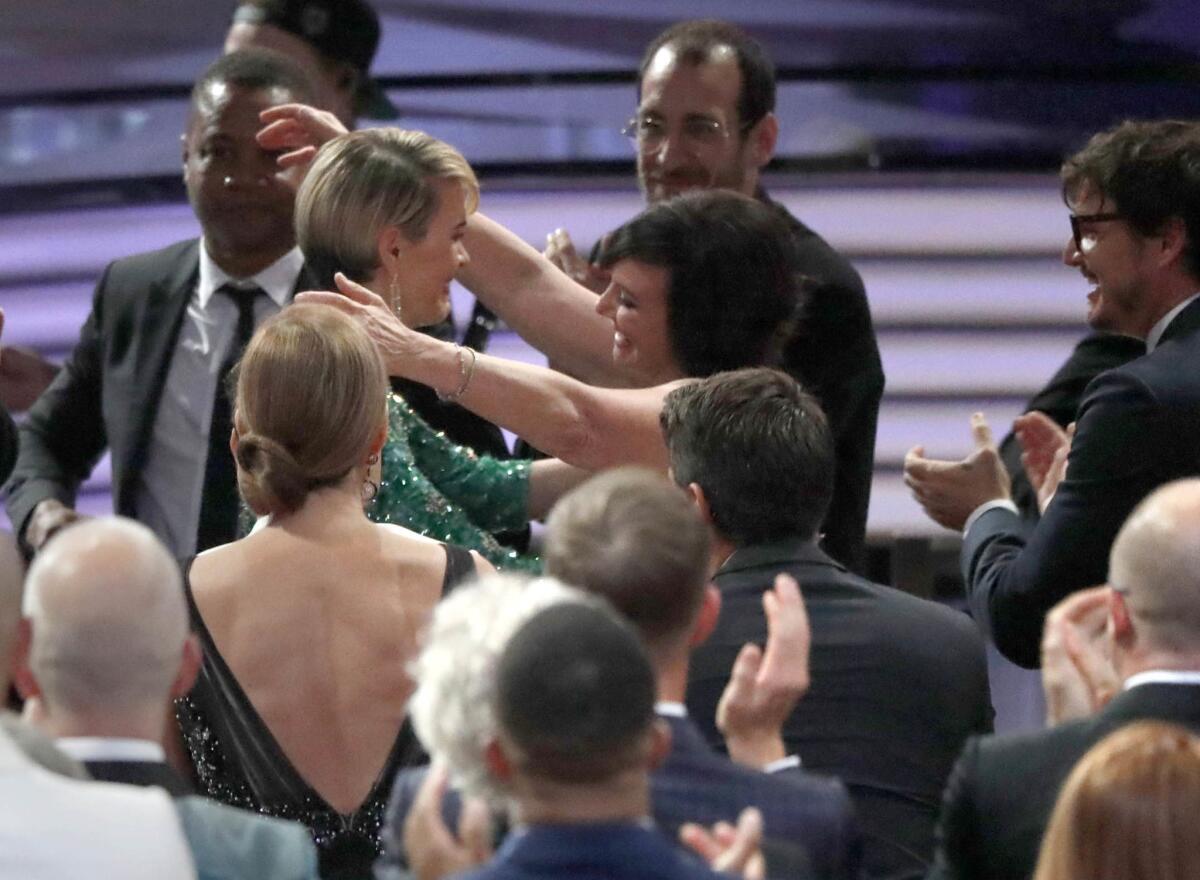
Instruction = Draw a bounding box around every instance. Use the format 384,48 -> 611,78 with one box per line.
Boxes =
362,452 -> 380,504
388,273 -> 404,324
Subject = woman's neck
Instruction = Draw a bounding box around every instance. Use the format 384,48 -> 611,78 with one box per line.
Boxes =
264,478 -> 373,540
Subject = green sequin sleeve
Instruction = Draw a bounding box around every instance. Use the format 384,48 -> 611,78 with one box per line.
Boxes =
395,394 -> 532,533
369,394 -> 539,573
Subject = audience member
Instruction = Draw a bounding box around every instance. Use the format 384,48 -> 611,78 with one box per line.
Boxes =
456,601 -> 744,880
225,0 -> 396,127
293,128 -> 589,570
17,516 -> 319,880
1032,722 -> 1200,880
4,50 -> 317,559
930,477 -> 1200,880
0,531 -> 197,877
543,467 -> 861,880
177,305 -> 489,878
661,368 -> 992,880
543,19 -> 882,570
905,119 -> 1200,667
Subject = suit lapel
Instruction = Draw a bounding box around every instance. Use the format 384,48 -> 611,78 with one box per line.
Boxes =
118,243 -> 199,509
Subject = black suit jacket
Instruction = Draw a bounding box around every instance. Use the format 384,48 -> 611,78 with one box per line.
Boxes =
963,299 -> 1200,667
930,682 -> 1200,880
378,713 -> 861,880
85,758 -> 193,796
0,402 -> 16,487
765,195 -> 884,573
687,539 -> 993,880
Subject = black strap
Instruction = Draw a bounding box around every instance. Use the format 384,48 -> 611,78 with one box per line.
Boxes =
195,285 -> 261,551
440,543 -> 476,596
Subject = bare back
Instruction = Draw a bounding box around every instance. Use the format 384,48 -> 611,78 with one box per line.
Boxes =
188,519 -> 449,815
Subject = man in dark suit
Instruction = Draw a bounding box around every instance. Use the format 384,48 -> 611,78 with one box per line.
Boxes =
5,50 -> 316,559
0,309 -> 18,486
905,120 -> 1200,668
378,469 -> 861,880
454,601 -> 736,880
930,477 -> 1200,880
665,369 -> 993,880
16,516 -> 319,879
543,19 -> 882,572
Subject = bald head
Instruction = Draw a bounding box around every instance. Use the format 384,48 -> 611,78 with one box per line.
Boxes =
1109,479 -> 1200,655
24,518 -> 187,716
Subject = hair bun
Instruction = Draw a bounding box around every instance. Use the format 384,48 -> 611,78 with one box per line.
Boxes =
235,432 -> 311,515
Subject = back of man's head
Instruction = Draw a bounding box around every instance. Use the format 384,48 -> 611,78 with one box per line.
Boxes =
494,602 -> 657,786
1109,479 -> 1200,657
638,19 -> 775,131
660,367 -> 833,546
24,518 -> 187,717
544,467 -> 710,652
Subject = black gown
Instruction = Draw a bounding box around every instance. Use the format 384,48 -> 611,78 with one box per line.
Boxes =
176,543 -> 475,880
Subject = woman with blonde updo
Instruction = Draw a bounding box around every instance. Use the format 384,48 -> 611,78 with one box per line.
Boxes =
292,128 -> 587,572
176,304 -> 491,879
1033,721 -> 1200,880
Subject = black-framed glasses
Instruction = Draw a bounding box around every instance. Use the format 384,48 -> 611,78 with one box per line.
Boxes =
1069,212 -> 1122,251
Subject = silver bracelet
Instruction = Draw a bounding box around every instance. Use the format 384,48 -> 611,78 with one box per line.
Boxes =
437,344 -> 477,402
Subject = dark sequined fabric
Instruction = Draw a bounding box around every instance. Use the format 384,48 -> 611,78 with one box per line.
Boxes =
372,393 -> 539,572
176,549 -> 474,880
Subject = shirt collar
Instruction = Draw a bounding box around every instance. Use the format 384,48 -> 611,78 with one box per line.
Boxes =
197,240 -> 304,309
1123,669 -> 1200,691
1146,292 -> 1200,352
55,737 -> 166,764
654,701 -> 687,718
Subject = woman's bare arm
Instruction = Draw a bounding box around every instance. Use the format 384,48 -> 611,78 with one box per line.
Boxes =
298,276 -> 681,473
458,214 -> 629,388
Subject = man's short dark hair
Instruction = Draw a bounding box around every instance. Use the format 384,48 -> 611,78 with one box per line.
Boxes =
1062,119 -> 1200,280
597,190 -> 802,378
544,467 -> 710,648
637,19 -> 776,132
495,603 -> 656,785
192,48 -> 316,113
660,368 -> 834,546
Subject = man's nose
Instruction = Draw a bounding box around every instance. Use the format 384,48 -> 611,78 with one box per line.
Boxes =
1062,235 -> 1082,267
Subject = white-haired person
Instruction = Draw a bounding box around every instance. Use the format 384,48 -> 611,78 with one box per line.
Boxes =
292,129 -> 592,571
178,304 -> 491,879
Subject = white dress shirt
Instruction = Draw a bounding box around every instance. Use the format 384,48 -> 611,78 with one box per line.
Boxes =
136,242 -> 303,558
0,726 -> 196,879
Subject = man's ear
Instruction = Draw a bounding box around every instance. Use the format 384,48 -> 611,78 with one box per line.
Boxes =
685,482 -> 715,527
169,634 -> 202,699
1155,216 -> 1188,270
484,736 -> 514,784
688,585 -> 722,648
1110,588 -> 1135,646
645,718 -> 673,772
12,618 -> 40,699
746,112 -> 778,170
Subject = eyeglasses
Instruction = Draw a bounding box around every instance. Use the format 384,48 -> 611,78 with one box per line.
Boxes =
621,113 -> 750,151
1069,212 -> 1122,252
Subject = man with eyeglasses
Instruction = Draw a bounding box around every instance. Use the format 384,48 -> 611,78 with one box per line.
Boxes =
905,119 -> 1200,669
546,19 -> 883,574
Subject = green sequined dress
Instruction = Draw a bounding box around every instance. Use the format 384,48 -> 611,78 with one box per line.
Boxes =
371,393 -> 539,572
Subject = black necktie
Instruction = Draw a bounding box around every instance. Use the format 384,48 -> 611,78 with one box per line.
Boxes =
195,284 -> 262,552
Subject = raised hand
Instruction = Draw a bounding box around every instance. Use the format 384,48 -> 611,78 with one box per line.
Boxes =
717,573 -> 810,769
543,228 -> 608,293
680,807 -> 765,880
904,412 -> 1011,531
403,764 -> 494,880
296,272 -> 419,375
1015,411 -> 1074,513
257,103 -> 349,170
1041,585 -> 1118,725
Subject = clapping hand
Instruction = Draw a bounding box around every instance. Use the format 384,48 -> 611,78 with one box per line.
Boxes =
904,413 -> 1011,531
1014,411 -> 1074,513
680,807 -> 766,880
1041,586 -> 1118,725
403,763 -> 494,880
